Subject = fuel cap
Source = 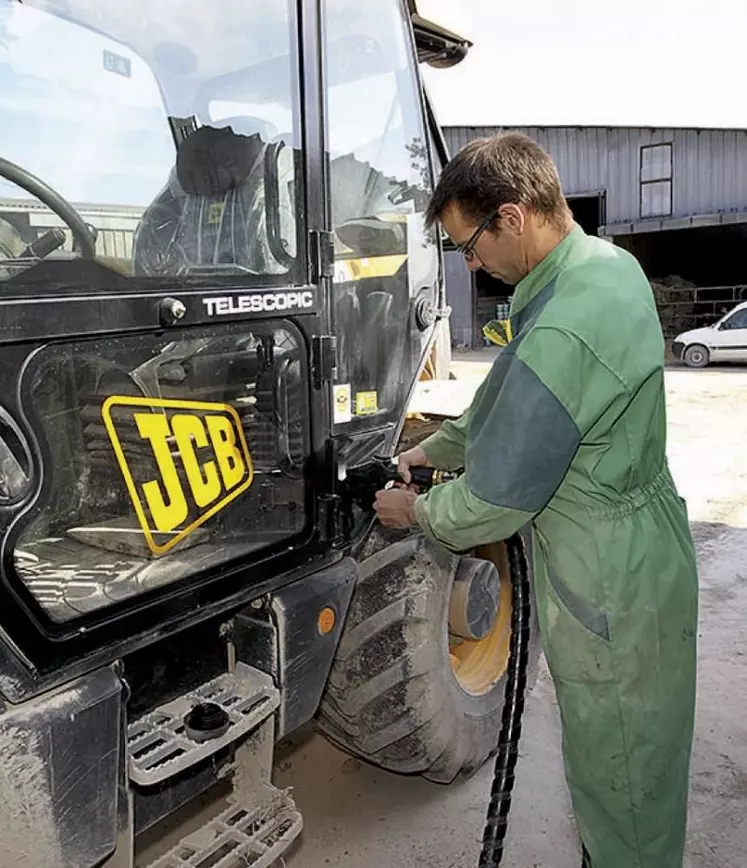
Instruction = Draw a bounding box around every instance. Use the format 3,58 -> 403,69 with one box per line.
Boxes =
184,702 -> 230,743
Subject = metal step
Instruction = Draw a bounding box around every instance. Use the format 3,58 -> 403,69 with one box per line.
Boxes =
127,664 -> 279,787
145,792 -> 302,868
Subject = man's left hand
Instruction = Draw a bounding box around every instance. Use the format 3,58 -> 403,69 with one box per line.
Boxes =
374,487 -> 418,528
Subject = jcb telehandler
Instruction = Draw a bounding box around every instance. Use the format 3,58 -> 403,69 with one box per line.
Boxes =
0,1 -> 539,865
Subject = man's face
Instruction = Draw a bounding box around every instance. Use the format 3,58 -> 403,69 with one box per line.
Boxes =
441,202 -> 528,286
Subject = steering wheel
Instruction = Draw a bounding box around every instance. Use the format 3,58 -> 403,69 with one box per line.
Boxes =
0,157 -> 96,259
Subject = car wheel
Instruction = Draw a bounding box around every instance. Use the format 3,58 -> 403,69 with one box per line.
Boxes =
684,344 -> 710,369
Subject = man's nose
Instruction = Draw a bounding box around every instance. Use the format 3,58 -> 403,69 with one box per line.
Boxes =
466,255 -> 482,272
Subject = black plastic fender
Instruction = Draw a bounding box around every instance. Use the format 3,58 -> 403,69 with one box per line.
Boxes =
235,557 -> 358,739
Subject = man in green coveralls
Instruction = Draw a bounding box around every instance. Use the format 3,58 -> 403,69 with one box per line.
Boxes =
374,133 -> 698,868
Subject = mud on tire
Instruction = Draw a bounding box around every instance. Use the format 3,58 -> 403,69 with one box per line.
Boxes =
317,530 -> 540,783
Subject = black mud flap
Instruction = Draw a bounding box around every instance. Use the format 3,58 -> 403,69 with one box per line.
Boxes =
0,667 -> 122,868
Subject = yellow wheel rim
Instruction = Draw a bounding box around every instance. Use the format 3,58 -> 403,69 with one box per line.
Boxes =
449,542 -> 512,696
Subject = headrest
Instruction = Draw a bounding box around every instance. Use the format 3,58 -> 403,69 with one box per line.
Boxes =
213,115 -> 278,140
175,125 -> 264,196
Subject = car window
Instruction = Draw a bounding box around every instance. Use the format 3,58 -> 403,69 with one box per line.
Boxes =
722,309 -> 747,330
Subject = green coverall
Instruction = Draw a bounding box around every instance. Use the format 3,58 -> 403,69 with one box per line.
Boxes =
413,225 -> 698,868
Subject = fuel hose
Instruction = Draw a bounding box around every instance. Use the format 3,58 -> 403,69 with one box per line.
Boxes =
478,532 -> 532,867
370,464 -> 532,865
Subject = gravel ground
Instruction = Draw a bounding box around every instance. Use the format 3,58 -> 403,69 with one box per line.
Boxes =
136,360 -> 747,868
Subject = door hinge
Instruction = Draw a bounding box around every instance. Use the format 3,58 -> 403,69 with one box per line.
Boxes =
312,334 -> 337,389
310,229 -> 334,282
317,493 -> 343,545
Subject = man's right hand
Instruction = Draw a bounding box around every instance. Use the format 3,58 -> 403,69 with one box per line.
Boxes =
396,445 -> 432,484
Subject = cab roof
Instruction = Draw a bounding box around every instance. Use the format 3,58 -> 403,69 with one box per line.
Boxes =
407,0 -> 473,68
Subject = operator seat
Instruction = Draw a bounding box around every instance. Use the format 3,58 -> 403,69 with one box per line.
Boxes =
132,117 -> 288,277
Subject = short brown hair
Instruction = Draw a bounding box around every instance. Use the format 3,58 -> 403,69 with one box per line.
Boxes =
425,132 -> 569,229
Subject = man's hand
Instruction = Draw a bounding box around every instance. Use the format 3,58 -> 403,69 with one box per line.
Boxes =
397,445 -> 432,484
374,487 -> 418,528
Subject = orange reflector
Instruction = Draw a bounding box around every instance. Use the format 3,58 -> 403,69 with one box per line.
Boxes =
318,607 -> 336,635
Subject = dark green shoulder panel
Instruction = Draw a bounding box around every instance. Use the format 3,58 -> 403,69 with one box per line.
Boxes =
465,347 -> 581,512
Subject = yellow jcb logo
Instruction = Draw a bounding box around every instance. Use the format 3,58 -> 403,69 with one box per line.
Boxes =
102,396 -> 254,556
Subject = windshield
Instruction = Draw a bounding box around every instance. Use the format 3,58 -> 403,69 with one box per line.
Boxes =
0,0 -> 303,289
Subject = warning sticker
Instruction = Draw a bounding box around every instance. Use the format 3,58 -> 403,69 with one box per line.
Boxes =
208,203 -> 224,225
103,50 -> 132,78
333,384 -> 352,424
355,391 -> 378,416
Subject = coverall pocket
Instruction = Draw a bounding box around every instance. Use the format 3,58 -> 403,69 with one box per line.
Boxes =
541,562 -> 615,685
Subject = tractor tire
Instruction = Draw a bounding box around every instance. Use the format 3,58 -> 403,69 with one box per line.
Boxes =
317,529 -> 540,783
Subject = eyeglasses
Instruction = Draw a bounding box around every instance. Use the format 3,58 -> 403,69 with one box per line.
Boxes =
455,210 -> 499,262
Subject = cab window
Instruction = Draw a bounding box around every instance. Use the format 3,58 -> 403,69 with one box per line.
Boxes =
0,0 -> 303,289
323,0 -> 439,429
14,323 -> 310,623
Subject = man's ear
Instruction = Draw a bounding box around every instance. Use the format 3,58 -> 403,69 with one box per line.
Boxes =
497,203 -> 525,235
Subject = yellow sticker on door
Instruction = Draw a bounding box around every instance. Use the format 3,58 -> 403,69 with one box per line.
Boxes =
102,396 -> 254,556
355,391 -> 378,416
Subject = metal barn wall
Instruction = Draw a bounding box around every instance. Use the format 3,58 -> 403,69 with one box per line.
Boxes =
443,126 -> 747,228
443,250 -> 473,347
0,198 -> 142,260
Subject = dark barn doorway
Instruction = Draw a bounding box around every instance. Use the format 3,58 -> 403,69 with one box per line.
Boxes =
567,192 -> 606,236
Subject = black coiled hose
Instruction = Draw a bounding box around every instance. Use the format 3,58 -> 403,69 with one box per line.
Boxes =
478,533 -> 532,867
362,465 -> 531,865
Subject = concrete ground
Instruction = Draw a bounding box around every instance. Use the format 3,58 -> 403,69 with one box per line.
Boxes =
275,358 -> 747,868
136,355 -> 747,868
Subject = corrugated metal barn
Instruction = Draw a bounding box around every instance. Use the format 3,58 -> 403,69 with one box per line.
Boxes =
442,125 -> 747,347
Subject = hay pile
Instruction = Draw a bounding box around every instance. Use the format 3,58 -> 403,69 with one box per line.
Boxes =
650,275 -> 697,337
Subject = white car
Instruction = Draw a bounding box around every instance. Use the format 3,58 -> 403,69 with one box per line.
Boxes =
673,301 -> 747,368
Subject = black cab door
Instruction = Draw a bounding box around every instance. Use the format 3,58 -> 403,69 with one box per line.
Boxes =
0,0 -> 330,677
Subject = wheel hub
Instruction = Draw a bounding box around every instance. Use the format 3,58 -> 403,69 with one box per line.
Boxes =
449,556 -> 500,640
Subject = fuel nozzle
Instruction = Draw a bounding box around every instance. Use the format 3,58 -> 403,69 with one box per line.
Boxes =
405,465 -> 461,490
342,456 -> 461,510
